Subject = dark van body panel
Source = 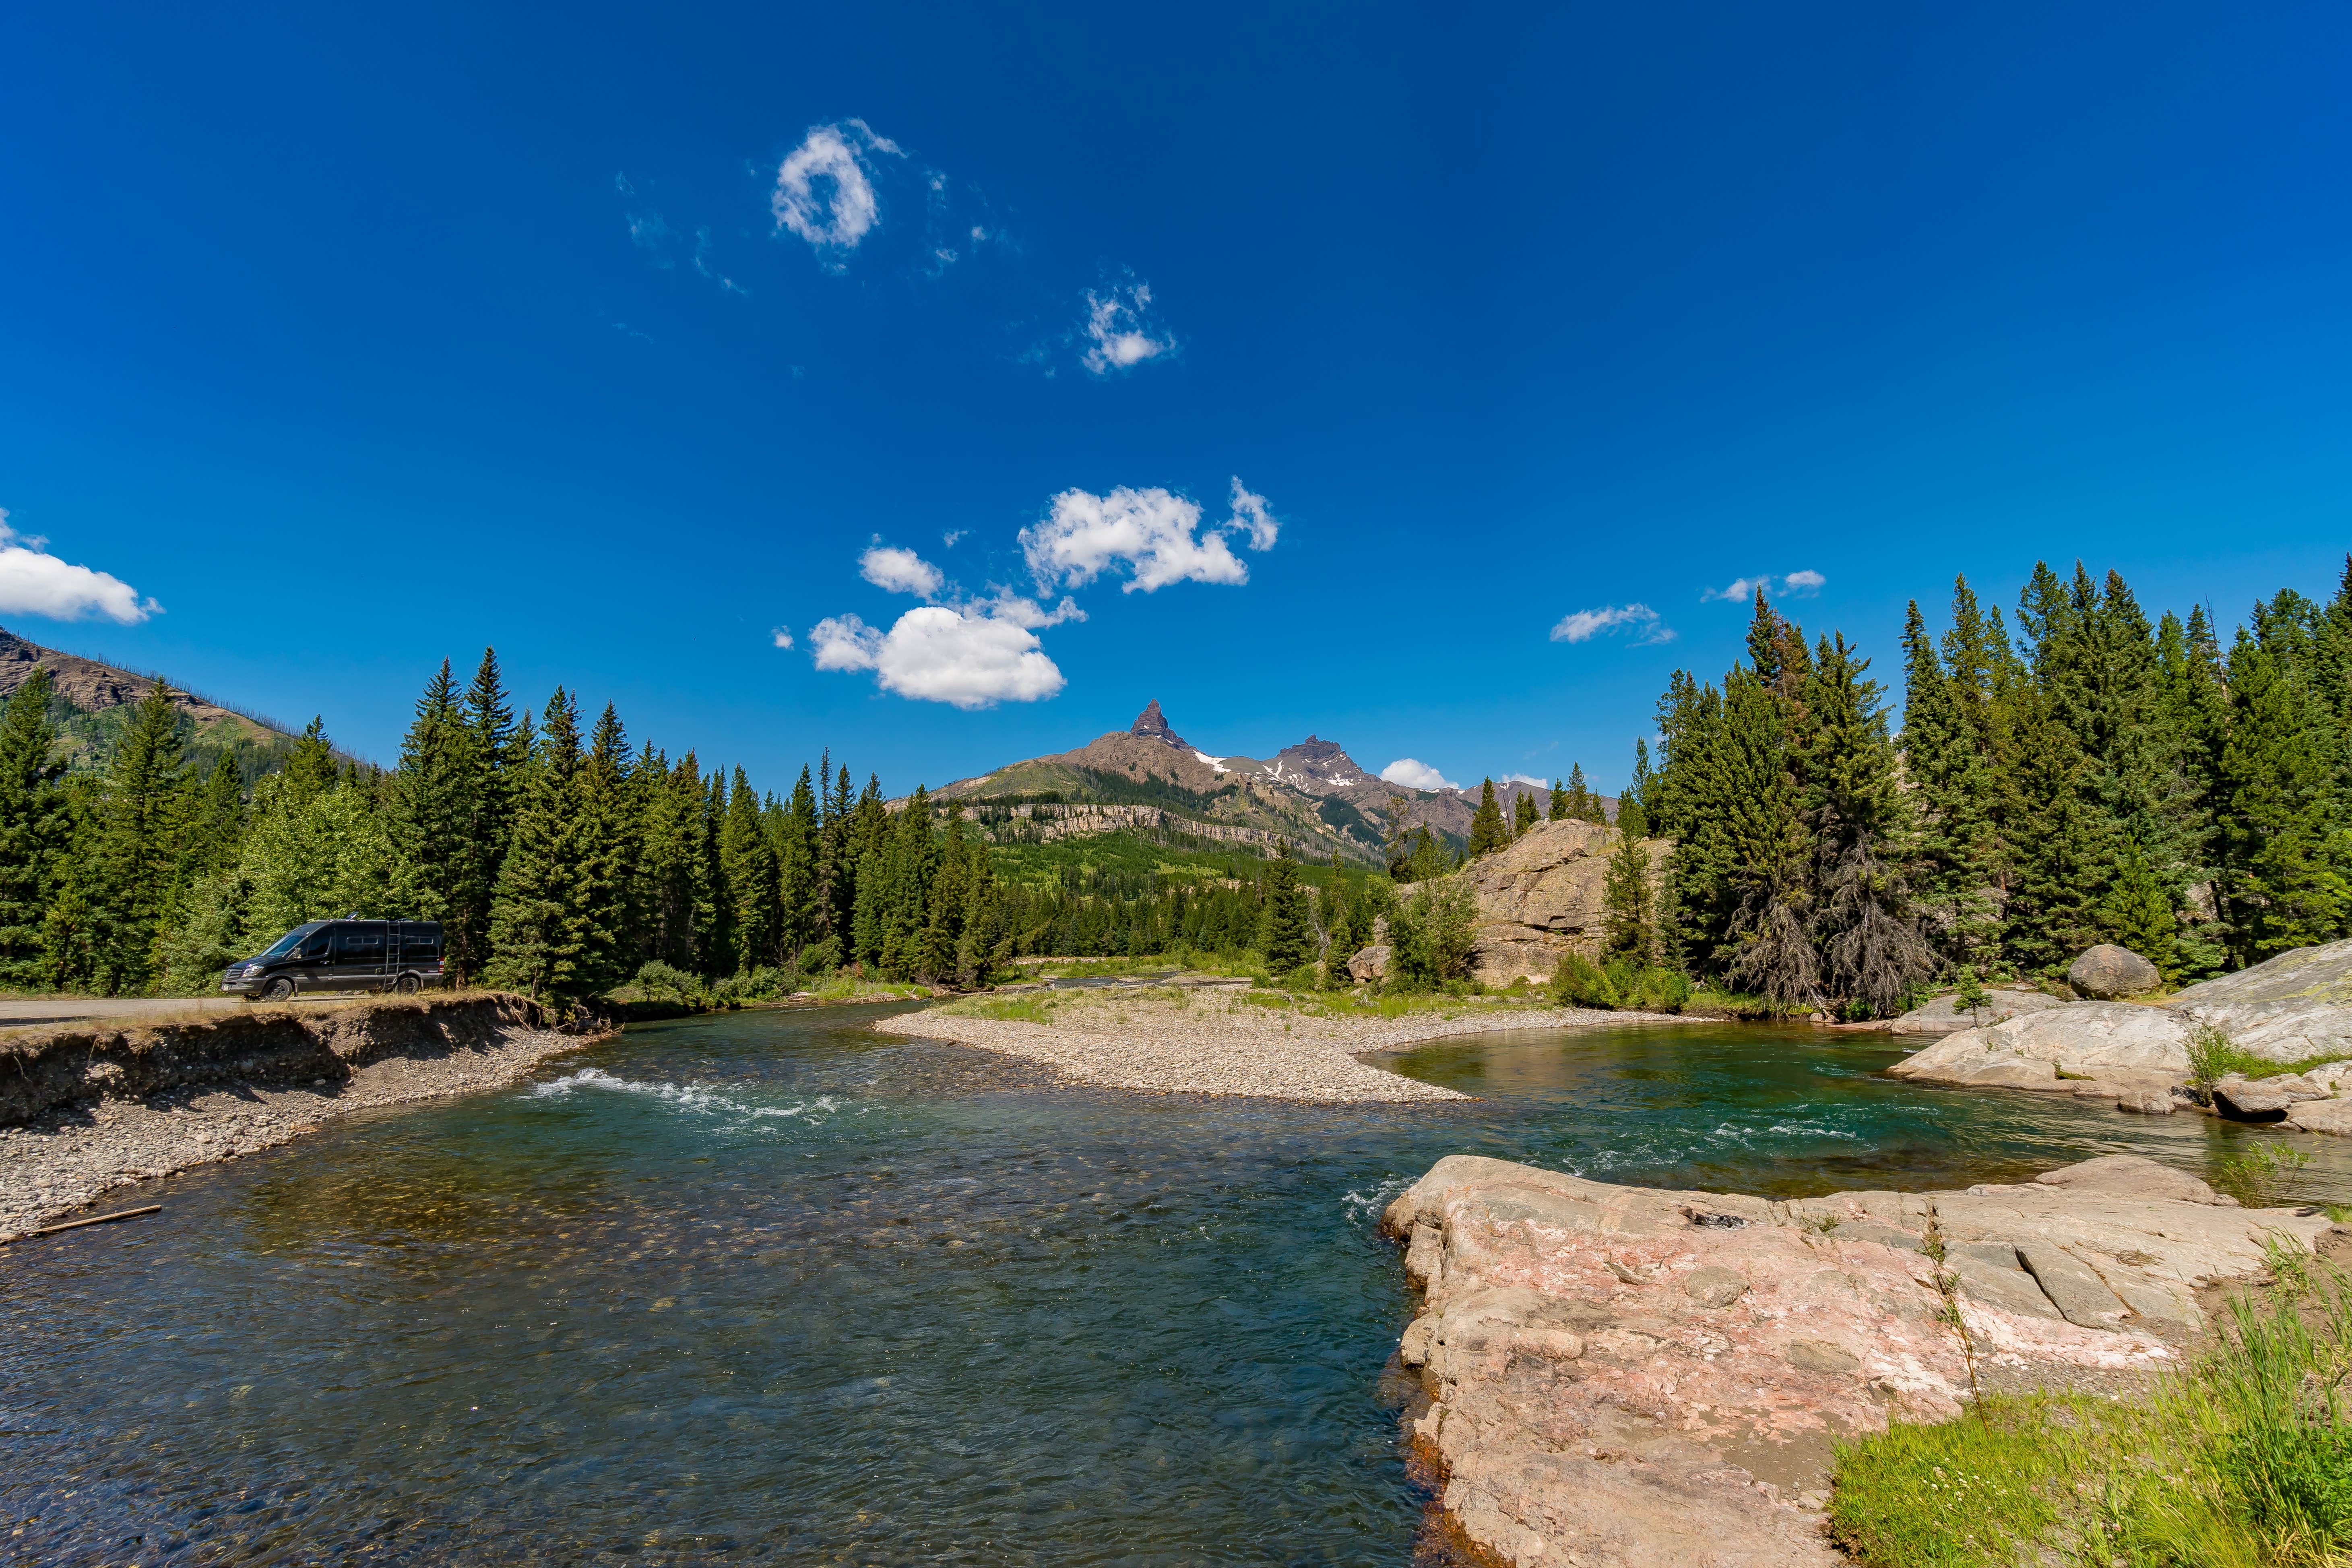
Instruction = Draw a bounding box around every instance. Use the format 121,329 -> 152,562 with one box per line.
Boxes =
221,919 -> 447,1000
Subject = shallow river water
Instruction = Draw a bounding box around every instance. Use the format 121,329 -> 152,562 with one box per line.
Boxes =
8,1006 -> 2351,1566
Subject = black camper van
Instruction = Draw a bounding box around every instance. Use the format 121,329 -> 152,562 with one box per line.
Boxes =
221,917 -> 446,1002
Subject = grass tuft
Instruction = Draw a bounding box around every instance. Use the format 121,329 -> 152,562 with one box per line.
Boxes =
1830,1254 -> 2352,1567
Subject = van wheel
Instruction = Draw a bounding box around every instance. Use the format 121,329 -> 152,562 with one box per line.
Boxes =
262,977 -> 296,1003
396,974 -> 420,996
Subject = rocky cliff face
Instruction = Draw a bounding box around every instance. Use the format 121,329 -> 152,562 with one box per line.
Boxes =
1457,819 -> 1666,985
1381,1152 -> 2330,1568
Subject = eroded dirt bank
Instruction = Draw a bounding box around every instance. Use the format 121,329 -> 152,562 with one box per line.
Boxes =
0,992 -> 593,1240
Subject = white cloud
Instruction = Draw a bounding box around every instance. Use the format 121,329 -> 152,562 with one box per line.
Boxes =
1080,281 -> 1176,374
0,510 -> 160,624
771,626 -> 794,649
1502,773 -> 1546,788
977,589 -> 1086,629
1380,758 -> 1458,791
1549,603 -> 1672,645
858,543 -> 946,599
1225,478 -> 1278,550
809,605 -> 1064,709
1702,570 -> 1825,602
942,529 -> 966,548
1021,481 -> 1276,595
771,120 -> 903,265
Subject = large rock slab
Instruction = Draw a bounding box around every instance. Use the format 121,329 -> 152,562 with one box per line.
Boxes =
1884,985 -> 2068,1036
2286,1097 -> 2352,1136
2069,944 -> 2162,999
2169,937 -> 2352,1062
1383,1152 -> 2323,1568
1382,1154 -> 2327,1568
1458,820 -> 1667,987
1884,1002 -> 2192,1089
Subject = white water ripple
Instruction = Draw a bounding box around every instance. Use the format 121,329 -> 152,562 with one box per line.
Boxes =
530,1068 -> 845,1128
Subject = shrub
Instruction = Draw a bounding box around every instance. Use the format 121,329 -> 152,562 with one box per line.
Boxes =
1552,951 -> 1620,1009
1951,965 -> 1989,1012
2213,1143 -> 2315,1209
631,959 -> 701,1002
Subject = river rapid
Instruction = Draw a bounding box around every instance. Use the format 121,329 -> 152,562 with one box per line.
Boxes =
8,1004 -> 2350,1566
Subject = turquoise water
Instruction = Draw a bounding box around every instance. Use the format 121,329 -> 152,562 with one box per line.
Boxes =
5,1006 -> 2346,1566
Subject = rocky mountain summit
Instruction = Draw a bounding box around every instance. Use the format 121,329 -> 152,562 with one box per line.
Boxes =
937,700 -> 1569,861
1382,1151 -> 2332,1568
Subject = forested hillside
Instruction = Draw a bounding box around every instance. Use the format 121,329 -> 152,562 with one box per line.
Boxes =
1637,559 -> 2352,1014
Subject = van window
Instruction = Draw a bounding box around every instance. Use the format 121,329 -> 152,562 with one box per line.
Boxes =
335,928 -> 384,960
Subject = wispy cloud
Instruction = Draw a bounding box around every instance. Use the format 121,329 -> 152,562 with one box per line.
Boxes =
1701,570 -> 1825,603
693,228 -> 749,295
1021,481 -> 1277,594
771,626 -> 794,649
1549,603 -> 1673,645
1501,773 -> 1546,788
1380,758 -> 1458,791
771,120 -> 904,267
0,509 -> 161,624
1080,281 -> 1177,374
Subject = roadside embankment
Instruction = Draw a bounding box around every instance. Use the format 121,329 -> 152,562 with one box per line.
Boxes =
1380,1151 -> 2339,1568
0,992 -> 594,1241
884,988 -> 1678,1102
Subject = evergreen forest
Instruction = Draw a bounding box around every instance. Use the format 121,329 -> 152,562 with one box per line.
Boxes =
0,651 -> 1361,1001
1635,559 -> 2352,1015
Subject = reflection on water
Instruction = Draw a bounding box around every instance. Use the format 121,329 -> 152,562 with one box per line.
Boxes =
5,1008 -> 2344,1565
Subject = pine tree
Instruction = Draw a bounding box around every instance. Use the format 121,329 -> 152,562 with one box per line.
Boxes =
1549,777 -> 1570,821
391,661 -> 467,931
0,669 -> 68,985
1803,633 -> 1933,1014
1323,852 -> 1355,988
443,649 -> 518,984
1601,829 -> 1658,967
1512,787 -> 1540,835
2215,631 -> 2349,962
720,765 -> 781,972
777,764 -> 821,962
2102,840 -> 2178,977
919,801 -> 971,982
571,703 -> 640,994
1466,779 -> 1508,857
66,682 -> 193,994
1258,840 -> 1311,974
2001,684 -> 2108,972
485,690 -> 587,999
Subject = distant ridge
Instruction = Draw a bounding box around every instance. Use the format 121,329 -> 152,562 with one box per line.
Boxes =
938,700 -> 1592,863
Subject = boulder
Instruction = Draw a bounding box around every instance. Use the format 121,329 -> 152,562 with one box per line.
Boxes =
1346,944 -> 1390,983
1885,1003 -> 2193,1089
1456,819 -> 1664,987
2213,1078 -> 2298,1121
2285,1097 -> 2352,1136
2168,937 -> 2352,1063
2068,944 -> 2162,1000
1884,985 -> 2068,1036
1383,1153 -> 2327,1568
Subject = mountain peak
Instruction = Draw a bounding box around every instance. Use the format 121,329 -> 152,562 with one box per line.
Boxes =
1130,699 -> 1190,751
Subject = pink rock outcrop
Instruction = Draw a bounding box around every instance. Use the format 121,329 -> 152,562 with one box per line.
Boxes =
1380,1153 -> 2330,1568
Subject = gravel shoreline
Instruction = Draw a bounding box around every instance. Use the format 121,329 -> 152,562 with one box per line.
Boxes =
883,993 -> 1679,1102
0,1023 -> 590,1241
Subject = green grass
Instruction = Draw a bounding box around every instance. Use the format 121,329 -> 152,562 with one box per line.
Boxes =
1830,1250 -> 2352,1568
2188,1023 -> 2350,1090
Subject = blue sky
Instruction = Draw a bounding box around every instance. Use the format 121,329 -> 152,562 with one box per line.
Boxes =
3,3 -> 2349,795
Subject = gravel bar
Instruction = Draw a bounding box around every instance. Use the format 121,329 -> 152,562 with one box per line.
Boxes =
883,992 -> 1680,1103
1,1024 -> 589,1241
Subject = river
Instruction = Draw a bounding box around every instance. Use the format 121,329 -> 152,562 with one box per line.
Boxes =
7,1004 -> 2348,1565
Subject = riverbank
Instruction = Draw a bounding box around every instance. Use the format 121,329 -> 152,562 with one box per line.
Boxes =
0,993 -> 591,1241
1381,1150 -> 2343,1568
883,987 -> 1681,1101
